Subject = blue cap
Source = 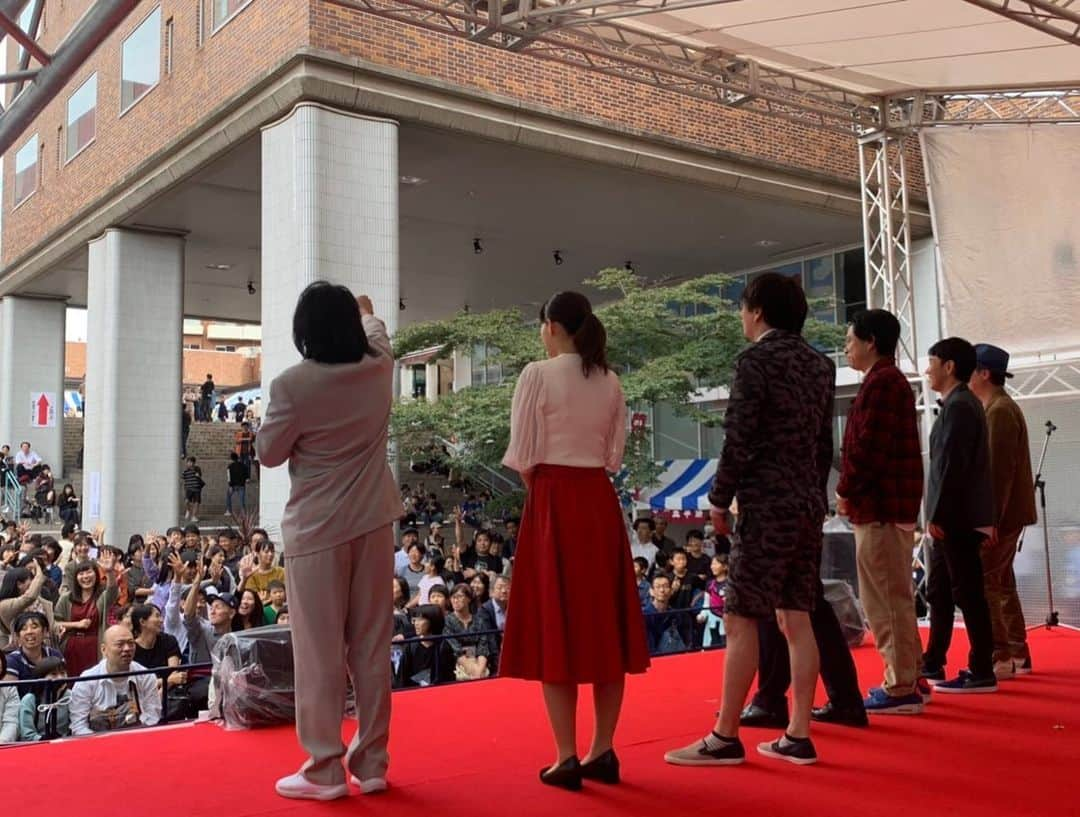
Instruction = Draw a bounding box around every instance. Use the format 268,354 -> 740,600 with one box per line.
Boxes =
974,344 -> 1013,378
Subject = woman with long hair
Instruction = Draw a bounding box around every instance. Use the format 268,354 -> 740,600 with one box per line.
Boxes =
233,588 -> 268,631
57,484 -> 80,526
258,282 -> 400,800
54,551 -> 120,677
501,291 -> 649,790
0,559 -> 60,650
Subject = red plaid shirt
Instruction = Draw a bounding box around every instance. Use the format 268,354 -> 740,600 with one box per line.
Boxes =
837,358 -> 923,525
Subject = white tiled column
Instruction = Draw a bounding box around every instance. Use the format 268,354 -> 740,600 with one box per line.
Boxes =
84,229 -> 184,538
425,361 -> 439,402
260,104 -> 399,539
0,297 -> 66,478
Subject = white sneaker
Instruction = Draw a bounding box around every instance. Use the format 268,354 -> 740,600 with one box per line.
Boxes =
350,776 -> 388,794
275,772 -> 349,801
994,659 -> 1016,680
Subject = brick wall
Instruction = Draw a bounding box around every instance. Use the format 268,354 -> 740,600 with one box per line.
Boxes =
2,0 -> 925,271
3,0 -> 310,264
64,341 -> 260,387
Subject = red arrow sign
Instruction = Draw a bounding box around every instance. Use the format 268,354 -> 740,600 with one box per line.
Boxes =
36,394 -> 50,426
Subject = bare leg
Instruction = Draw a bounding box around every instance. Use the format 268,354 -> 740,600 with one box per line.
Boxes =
712,613 -> 759,737
778,609 -> 818,738
541,682 -> 579,768
584,677 -> 624,763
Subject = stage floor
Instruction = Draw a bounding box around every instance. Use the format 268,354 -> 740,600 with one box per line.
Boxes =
4,627 -> 1078,817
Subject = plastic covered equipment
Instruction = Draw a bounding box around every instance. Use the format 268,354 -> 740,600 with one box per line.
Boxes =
212,625 -> 297,730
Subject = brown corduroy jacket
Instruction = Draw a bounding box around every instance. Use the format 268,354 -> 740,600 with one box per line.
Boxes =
985,390 -> 1038,533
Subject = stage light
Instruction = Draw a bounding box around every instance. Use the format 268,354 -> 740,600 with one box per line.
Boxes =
399,298 -> 407,311
553,250 -> 563,265
247,281 -> 256,295
625,260 -> 634,272
474,238 -> 484,254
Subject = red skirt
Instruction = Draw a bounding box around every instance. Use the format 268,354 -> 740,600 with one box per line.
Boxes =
500,464 -> 651,683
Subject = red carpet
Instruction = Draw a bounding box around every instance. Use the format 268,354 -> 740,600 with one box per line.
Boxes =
4,627 -> 1077,816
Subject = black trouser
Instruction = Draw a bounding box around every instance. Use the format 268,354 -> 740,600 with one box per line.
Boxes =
922,531 -> 995,678
751,578 -> 864,713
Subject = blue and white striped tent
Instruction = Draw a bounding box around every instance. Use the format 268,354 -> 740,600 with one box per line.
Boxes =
642,459 -> 720,513
64,390 -> 84,415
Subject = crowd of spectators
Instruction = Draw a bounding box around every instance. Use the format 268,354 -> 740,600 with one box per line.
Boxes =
0,478 -> 726,745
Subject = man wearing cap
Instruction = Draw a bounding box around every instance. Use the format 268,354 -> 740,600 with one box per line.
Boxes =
181,556 -> 236,711
969,344 -> 1037,678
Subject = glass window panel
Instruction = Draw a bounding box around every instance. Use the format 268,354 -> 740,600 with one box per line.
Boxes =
653,402 -> 700,459
771,262 -> 803,279
17,3 -> 34,63
121,7 -> 162,112
806,255 -> 835,298
700,418 -> 725,458
66,74 -> 97,160
214,0 -> 251,28
722,276 -> 746,304
14,135 -> 38,206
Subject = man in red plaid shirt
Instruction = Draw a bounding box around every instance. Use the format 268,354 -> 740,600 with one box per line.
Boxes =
836,310 -> 926,715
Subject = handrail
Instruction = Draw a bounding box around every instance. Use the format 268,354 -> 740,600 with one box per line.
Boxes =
2,604 -> 723,743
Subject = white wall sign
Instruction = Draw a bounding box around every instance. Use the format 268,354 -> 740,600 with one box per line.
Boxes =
87,471 -> 101,520
30,392 -> 57,428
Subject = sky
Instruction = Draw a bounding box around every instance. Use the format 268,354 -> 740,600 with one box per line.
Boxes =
67,308 -> 88,342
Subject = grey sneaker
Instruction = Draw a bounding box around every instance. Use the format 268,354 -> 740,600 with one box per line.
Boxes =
664,735 -> 745,766
757,734 -> 818,766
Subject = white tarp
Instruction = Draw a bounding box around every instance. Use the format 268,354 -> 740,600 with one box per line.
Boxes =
921,125 -> 1080,357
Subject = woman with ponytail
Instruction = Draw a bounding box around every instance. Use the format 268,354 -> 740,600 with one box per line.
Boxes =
500,291 -> 649,791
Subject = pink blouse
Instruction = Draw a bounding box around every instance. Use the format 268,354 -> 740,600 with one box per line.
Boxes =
502,353 -> 627,475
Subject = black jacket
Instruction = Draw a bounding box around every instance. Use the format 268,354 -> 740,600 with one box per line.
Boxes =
926,383 -> 994,533
709,330 -> 836,520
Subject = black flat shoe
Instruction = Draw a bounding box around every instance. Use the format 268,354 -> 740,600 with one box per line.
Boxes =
581,749 -> 620,784
739,703 -> 789,729
811,701 -> 869,728
539,757 -> 582,791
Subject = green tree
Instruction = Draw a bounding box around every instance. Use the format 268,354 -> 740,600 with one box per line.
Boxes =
392,269 -> 844,507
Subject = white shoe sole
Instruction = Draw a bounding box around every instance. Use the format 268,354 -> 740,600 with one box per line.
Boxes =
275,782 -> 349,801
756,743 -> 817,765
933,685 -> 997,694
867,704 -> 924,715
663,753 -> 745,766
350,776 -> 388,794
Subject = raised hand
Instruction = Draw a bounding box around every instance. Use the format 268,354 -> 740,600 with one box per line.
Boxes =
167,551 -> 185,584
356,295 -> 374,316
238,553 -> 255,580
92,523 -> 106,546
97,550 -> 116,573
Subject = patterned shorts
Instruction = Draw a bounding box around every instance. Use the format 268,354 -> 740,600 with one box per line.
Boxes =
725,508 -> 822,619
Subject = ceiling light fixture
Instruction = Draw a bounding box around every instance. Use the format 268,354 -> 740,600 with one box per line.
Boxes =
206,263 -> 232,271
753,239 -> 781,248
400,175 -> 427,186
247,281 -> 256,295
473,238 -> 484,255
553,250 -> 563,266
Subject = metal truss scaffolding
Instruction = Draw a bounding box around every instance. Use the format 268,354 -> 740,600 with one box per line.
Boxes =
962,0 -> 1080,46
0,0 -> 139,155
859,133 -> 917,371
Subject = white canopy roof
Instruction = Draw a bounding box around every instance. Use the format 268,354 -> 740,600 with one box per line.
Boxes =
620,0 -> 1080,94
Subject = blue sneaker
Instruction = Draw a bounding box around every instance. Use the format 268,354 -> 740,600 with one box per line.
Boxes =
935,669 -> 997,694
864,687 -> 924,715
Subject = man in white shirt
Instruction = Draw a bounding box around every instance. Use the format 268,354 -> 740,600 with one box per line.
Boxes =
630,518 -> 661,570
15,442 -> 43,481
69,625 -> 161,735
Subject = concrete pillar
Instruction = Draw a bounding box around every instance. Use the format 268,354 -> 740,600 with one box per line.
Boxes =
425,361 -> 439,402
0,297 -> 66,479
399,365 -> 415,401
452,349 -> 472,392
84,229 -> 184,537
260,103 -> 399,539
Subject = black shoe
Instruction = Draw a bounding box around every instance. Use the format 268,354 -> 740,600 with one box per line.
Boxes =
539,757 -> 582,791
757,733 -> 818,765
739,703 -> 789,729
580,749 -> 620,784
920,664 -> 946,683
811,702 -> 869,728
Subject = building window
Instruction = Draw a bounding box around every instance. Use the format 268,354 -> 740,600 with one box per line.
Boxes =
17,2 -> 35,63
121,6 -> 162,113
213,0 -> 253,30
14,135 -> 39,207
66,73 -> 97,161
470,343 -> 504,387
215,345 -> 237,352
185,343 -> 202,350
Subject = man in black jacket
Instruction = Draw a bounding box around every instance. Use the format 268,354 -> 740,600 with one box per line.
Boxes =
666,273 -> 837,768
921,338 -> 997,693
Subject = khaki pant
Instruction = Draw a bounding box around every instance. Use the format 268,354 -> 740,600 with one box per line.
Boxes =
981,527 -> 1030,664
285,526 -> 394,785
854,522 -> 922,697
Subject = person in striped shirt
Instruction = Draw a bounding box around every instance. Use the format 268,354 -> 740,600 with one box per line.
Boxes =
181,457 -> 204,523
